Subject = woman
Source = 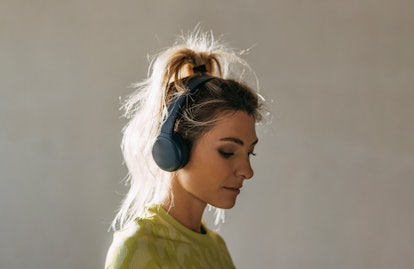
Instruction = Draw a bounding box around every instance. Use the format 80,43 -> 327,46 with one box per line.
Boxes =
105,30 -> 263,269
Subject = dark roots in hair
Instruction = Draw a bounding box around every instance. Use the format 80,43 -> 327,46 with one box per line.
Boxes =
175,77 -> 261,144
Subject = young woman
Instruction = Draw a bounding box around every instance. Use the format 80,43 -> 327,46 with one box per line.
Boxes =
105,30 -> 263,269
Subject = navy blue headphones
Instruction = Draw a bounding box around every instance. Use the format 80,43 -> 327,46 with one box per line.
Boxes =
152,74 -> 215,171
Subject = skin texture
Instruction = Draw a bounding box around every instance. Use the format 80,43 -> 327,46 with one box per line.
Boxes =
162,111 -> 258,232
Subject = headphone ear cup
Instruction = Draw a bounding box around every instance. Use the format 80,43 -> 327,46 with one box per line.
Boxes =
152,132 -> 190,172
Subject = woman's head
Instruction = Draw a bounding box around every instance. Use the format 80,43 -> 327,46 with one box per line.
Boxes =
112,29 -> 264,230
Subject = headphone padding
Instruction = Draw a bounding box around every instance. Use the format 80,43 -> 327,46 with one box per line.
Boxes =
152,132 -> 189,172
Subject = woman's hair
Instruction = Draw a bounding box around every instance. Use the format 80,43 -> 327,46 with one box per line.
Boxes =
112,29 -> 264,230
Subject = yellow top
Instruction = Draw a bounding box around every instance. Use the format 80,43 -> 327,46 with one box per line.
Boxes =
105,206 -> 236,269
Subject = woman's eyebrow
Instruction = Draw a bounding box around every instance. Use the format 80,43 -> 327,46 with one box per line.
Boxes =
220,137 -> 259,146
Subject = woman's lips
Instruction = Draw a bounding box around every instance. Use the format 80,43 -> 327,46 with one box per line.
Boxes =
223,187 -> 241,195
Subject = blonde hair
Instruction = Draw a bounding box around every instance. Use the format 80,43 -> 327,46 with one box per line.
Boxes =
112,29 -> 262,230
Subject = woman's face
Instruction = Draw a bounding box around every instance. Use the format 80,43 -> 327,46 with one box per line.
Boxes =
175,111 -> 258,209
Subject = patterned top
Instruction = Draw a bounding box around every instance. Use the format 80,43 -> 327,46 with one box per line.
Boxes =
105,206 -> 236,269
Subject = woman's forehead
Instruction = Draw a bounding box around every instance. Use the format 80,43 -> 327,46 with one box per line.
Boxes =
202,111 -> 257,142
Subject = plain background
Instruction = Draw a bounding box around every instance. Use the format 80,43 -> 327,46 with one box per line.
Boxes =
1,1 -> 413,268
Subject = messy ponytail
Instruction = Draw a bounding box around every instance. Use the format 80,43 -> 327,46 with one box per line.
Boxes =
111,29 -> 262,230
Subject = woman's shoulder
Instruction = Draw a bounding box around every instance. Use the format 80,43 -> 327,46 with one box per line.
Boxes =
104,216 -> 164,269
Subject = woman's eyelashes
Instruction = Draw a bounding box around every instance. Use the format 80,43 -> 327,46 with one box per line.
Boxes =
218,149 -> 257,159
218,150 -> 234,159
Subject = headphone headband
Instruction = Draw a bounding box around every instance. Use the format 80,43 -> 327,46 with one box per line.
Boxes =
160,75 -> 215,135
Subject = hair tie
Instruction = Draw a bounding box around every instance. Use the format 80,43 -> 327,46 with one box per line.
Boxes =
192,64 -> 207,73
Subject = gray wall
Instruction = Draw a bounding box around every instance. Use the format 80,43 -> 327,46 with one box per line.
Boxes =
1,1 -> 413,268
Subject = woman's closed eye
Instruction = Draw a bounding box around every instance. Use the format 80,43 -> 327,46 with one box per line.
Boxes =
219,149 -> 256,159
218,150 -> 234,159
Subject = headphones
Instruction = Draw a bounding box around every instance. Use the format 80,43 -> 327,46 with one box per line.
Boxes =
152,74 -> 215,172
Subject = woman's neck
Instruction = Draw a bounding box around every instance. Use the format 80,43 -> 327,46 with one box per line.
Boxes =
162,177 -> 207,233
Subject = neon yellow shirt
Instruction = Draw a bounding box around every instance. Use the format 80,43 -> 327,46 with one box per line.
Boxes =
105,206 -> 236,269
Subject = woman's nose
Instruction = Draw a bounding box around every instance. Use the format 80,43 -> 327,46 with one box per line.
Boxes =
237,157 -> 254,180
